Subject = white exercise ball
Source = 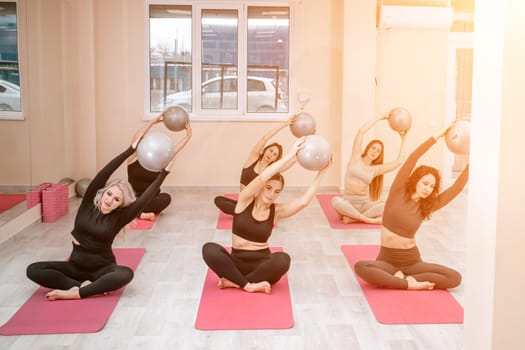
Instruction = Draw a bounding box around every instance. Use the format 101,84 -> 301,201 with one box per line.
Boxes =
297,135 -> 332,171
137,131 -> 175,172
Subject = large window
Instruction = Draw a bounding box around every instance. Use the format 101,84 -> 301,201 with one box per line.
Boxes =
0,1 -> 22,119
147,2 -> 291,121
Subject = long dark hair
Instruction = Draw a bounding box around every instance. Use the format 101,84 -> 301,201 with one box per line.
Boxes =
258,142 -> 283,164
405,165 -> 441,219
361,139 -> 384,201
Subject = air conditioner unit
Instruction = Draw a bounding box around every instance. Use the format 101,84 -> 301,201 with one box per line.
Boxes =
378,5 -> 454,29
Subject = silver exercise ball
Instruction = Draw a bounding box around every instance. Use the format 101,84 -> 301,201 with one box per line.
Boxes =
164,105 -> 189,132
445,119 -> 471,154
388,107 -> 412,134
290,112 -> 317,138
297,134 -> 332,171
75,178 -> 92,198
137,131 -> 175,172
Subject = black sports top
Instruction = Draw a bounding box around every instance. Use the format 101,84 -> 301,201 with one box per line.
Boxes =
240,160 -> 259,186
71,146 -> 169,253
232,200 -> 275,243
127,160 -> 160,196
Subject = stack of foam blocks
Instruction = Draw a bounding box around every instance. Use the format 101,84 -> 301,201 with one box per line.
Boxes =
26,182 -> 69,223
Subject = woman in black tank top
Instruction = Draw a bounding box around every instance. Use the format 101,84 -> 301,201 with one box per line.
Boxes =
203,137 -> 331,294
214,115 -> 297,215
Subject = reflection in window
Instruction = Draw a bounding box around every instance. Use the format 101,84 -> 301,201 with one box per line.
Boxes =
0,2 -> 21,113
147,2 -> 291,118
149,5 -> 192,113
247,6 -> 289,113
201,9 -> 238,110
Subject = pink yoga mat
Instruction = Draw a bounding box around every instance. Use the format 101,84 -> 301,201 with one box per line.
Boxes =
0,248 -> 146,335
128,214 -> 160,230
215,193 -> 237,230
195,247 -> 294,330
341,245 -> 464,324
317,194 -> 380,229
0,193 -> 25,214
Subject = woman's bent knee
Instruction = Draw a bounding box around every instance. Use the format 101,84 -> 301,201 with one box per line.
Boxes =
119,267 -> 134,284
354,261 -> 368,277
447,270 -> 462,289
26,261 -> 43,280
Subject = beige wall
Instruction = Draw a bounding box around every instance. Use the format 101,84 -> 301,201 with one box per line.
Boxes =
491,0 -> 525,347
0,120 -> 31,186
0,0 -> 70,187
376,28 -> 449,181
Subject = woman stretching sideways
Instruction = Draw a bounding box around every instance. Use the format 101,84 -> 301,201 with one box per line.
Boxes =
354,123 -> 469,290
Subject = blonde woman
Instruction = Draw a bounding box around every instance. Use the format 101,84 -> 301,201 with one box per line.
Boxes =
26,121 -> 187,300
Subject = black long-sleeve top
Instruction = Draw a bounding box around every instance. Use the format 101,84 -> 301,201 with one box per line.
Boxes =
71,146 -> 169,252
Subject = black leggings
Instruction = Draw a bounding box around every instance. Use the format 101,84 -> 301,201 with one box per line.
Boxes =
141,192 -> 171,214
214,195 -> 237,215
202,242 -> 290,288
26,243 -> 134,298
354,245 -> 461,290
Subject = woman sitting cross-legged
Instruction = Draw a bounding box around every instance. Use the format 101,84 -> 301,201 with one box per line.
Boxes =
202,137 -> 330,293
25,124 -> 187,300
354,123 -> 469,290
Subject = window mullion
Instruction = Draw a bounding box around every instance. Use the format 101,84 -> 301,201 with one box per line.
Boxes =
193,4 -> 203,115
237,4 -> 248,114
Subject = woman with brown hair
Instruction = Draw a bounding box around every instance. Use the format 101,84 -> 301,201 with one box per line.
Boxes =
203,137 -> 330,293
354,123 -> 469,290
332,114 -> 407,224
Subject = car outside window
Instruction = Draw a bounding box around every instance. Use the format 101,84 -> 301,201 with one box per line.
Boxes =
146,2 -> 291,121
0,1 -> 23,119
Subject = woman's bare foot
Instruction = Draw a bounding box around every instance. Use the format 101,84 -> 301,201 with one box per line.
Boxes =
243,281 -> 271,294
80,280 -> 92,288
342,216 -> 357,224
46,286 -> 81,301
218,278 -> 240,289
405,275 -> 435,290
139,212 -> 156,221
367,217 -> 382,224
394,270 -> 405,279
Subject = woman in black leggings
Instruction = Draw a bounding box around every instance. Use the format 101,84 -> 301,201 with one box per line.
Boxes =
127,114 -> 192,220
203,137 -> 330,293
26,117 -> 191,300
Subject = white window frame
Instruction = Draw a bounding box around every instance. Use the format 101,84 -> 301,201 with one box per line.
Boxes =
144,0 -> 294,122
0,0 -> 25,120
